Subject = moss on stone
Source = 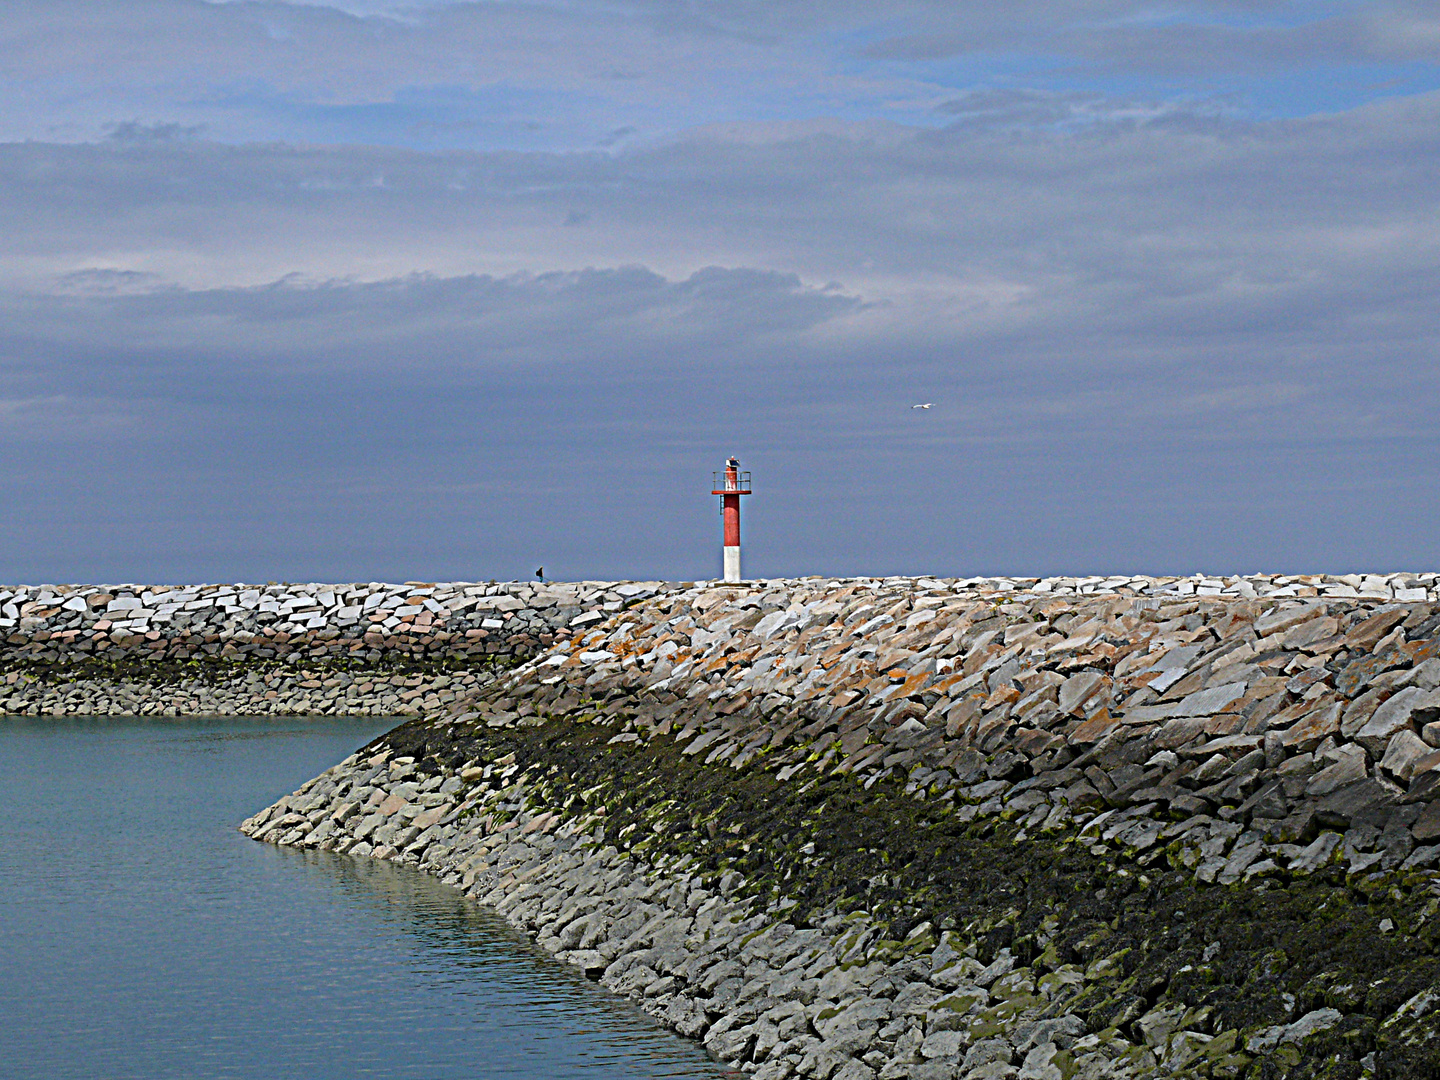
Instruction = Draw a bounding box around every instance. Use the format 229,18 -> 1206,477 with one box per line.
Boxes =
380,713 -> 1440,1078
0,651 -> 516,687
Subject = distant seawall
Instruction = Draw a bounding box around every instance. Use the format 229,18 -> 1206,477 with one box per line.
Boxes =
236,571 -> 1440,1080
0,580 -> 664,715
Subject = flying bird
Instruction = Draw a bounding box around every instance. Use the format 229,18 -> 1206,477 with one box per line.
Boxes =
911,403 -> 935,409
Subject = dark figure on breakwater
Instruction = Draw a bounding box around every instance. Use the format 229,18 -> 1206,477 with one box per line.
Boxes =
535,567 -> 544,581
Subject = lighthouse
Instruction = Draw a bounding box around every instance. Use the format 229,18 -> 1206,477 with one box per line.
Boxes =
711,456 -> 752,583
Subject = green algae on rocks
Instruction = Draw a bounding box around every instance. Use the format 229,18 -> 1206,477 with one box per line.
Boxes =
375,712 -> 1440,1079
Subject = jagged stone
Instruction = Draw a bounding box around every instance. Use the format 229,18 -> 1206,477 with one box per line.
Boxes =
1356,687 -> 1440,757
1380,729 -> 1434,781
1315,778 -> 1397,828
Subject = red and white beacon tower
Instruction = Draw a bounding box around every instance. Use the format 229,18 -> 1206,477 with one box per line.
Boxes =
711,456 -> 752,583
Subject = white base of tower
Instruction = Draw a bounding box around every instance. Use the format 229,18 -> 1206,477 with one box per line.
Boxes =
723,546 -> 741,583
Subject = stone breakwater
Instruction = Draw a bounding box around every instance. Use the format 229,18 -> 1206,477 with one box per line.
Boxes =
0,579 -> 664,715
5,572 -> 1437,717
246,573 -> 1440,1080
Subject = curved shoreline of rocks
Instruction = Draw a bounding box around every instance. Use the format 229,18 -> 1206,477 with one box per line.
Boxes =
242,717 -> 1440,1080
235,573 -> 1440,1080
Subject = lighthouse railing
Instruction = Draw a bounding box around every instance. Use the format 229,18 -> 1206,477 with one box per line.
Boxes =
711,470 -> 752,494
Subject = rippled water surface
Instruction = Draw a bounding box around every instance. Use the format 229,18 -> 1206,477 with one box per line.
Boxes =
0,716 -> 729,1080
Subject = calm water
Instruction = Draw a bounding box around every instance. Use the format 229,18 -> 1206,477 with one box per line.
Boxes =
0,716 -> 729,1080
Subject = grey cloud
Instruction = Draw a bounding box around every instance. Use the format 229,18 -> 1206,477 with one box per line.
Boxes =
3,267 -> 863,382
0,0 -> 819,144
1065,19 -> 1365,77
104,120 -> 208,143
858,2 -> 1424,74
0,395 -> 148,442
4,1 -> 1433,156
598,126 -> 638,147
3,84 -> 1440,580
933,88 -> 1237,130
0,263 -> 867,583
6,95 -> 1440,395
54,268 -> 171,295
1361,4 -> 1440,61
7,92 -> 1440,356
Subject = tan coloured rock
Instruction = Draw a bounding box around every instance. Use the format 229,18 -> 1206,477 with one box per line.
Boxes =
1175,682 -> 1248,716
1067,710 -> 1119,745
1058,672 -> 1107,715
1379,730 -> 1435,782
1306,746 -> 1368,797
1278,703 -> 1343,752
377,792 -> 410,816
1355,687 -> 1440,758
1254,604 -> 1324,638
1283,616 -> 1339,651
1342,609 -> 1409,650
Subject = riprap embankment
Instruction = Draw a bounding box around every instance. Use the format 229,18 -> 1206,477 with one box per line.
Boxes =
245,572 -> 1440,1080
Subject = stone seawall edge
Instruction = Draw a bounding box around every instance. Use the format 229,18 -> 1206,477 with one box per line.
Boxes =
0,579 -> 661,715
242,575 -> 1440,1080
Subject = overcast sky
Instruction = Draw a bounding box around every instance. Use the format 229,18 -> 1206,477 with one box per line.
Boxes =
3,1 -> 1439,584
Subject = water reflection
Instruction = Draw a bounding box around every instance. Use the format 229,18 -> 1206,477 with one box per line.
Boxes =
276,844 -> 733,1076
0,715 -> 728,1080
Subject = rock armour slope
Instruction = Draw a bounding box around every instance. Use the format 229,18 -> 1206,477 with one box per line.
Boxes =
245,574 -> 1440,1080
